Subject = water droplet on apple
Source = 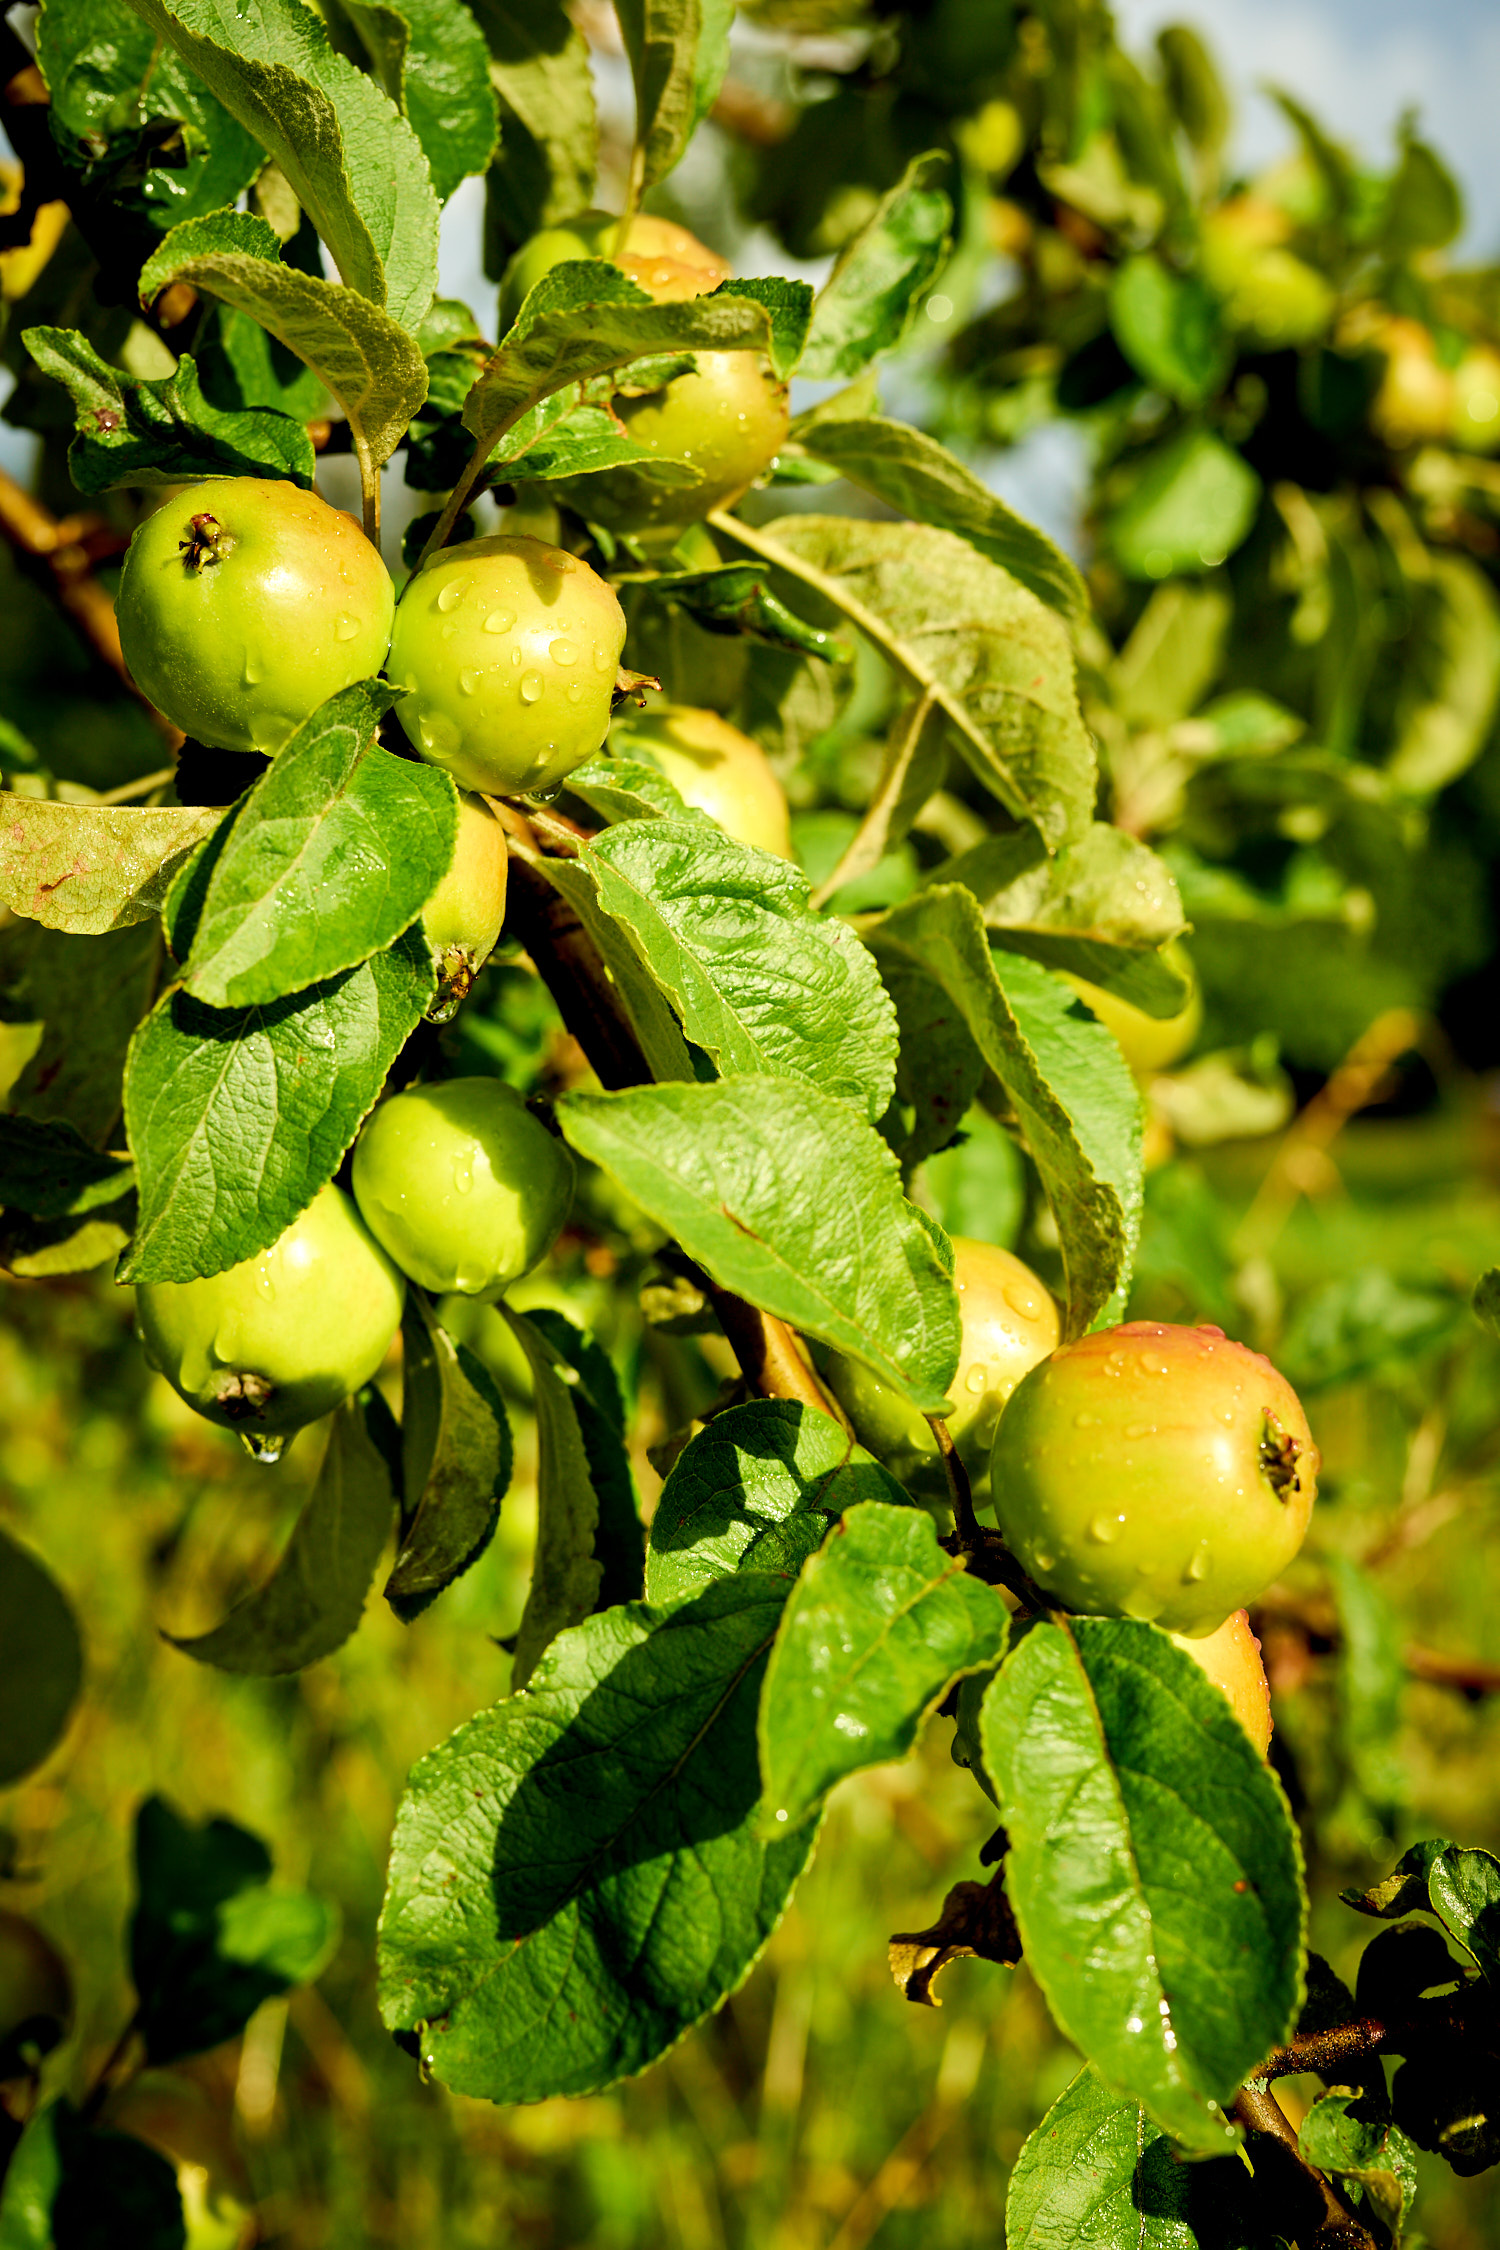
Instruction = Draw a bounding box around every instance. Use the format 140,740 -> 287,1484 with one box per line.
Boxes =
520,669 -> 545,703
550,638 -> 578,666
437,578 -> 466,612
334,614 -> 359,641
242,1431 -> 285,1465
459,670 -> 479,696
964,1365 -> 988,1397
452,1151 -> 474,1194
1185,1544 -> 1211,1582
1088,1512 -> 1123,1544
483,607 -> 516,634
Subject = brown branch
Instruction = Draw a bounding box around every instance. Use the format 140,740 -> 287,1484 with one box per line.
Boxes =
1253,1981 -> 1488,2085
499,805 -> 848,1423
929,1411 -> 980,1547
1232,2083 -> 1377,2250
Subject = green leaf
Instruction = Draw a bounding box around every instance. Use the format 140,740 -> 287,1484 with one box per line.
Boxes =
0,921 -> 161,1145
1109,428 -> 1261,581
615,0 -> 733,192
175,685 -> 456,1007
0,2101 -> 185,2250
720,516 -> 1095,849
377,1576 -> 815,2101
524,1308 -> 644,1608
131,1797 -> 339,2064
1281,1268 -> 1468,1391
1109,256 -> 1230,406
119,0 -> 439,329
21,328 -> 315,492
121,930 -> 433,1284
557,1077 -> 960,1410
1475,1267 -> 1500,1341
386,1295 -> 512,1622
1383,130 -> 1463,256
1343,1840 -> 1500,1984
759,1502 -> 1008,1829
872,888 -> 1142,1336
501,400 -> 702,485
529,853 -> 698,1082
0,1116 -> 134,1220
166,1397 -> 396,1673
139,216 -> 429,472
1330,1555 -> 1408,1840
1004,2068 -> 1199,2250
500,1306 -> 604,1688
38,0 -> 262,231
464,282 -> 780,465
0,793 -> 223,934
1156,25 -> 1230,157
560,818 -> 899,1119
471,0 -> 597,259
937,824 -> 1188,1009
564,752 -> 700,827
1300,2092 -> 1419,2242
647,1398 -> 909,1606
646,564 -> 853,661
788,417 -> 1087,625
337,0 -> 497,205
799,151 -> 953,384
984,1618 -> 1305,2152
0,1528 -> 83,1790
1385,554 -> 1500,794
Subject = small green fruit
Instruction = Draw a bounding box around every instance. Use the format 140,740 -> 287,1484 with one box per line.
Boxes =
423,791 -> 509,1006
824,1240 -> 1059,1504
117,478 -> 394,754
991,1320 -> 1318,1636
134,1182 -> 404,1438
351,1077 -> 574,1297
388,535 -> 626,795
623,705 -> 792,855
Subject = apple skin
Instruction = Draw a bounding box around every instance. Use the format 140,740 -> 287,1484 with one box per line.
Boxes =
351,1077 -> 574,1298
387,535 -> 626,796
117,478 -> 393,755
1451,346 -> 1500,455
823,1240 -> 1059,1505
622,706 -> 792,856
1062,942 -> 1201,1081
991,1320 -> 1318,1637
134,1183 -> 405,1438
1170,1608 -> 1273,1756
423,791 -> 509,999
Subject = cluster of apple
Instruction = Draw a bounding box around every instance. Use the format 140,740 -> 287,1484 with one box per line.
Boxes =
826,1238 -> 1317,1755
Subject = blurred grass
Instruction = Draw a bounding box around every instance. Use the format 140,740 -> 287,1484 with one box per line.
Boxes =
8,1083 -> 1500,2244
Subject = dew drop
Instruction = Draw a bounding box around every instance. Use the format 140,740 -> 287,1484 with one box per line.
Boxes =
459,670 -> 480,696
566,680 -> 584,703
1088,1512 -> 1124,1544
1003,1286 -> 1042,1320
1074,1411 -> 1099,1429
436,578 -> 467,612
964,1365 -> 988,1397
1142,1351 -> 1169,1374
550,638 -> 578,666
254,1268 -> 276,1302
592,644 -> 614,672
452,1150 -> 474,1194
441,623 -> 457,640
520,669 -> 545,703
1124,1423 -> 1156,1440
242,656 -> 263,686
1185,1544 -> 1211,1582
1032,1548 -> 1056,1573
334,614 -> 359,641
483,606 -> 516,634
241,1431 -> 285,1465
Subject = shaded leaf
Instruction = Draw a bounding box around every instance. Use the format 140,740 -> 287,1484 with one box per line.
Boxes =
387,1295 -> 511,1622
131,1797 -> 339,2064
0,1528 -> 83,1790
800,152 -> 953,384
337,0 -> 497,204
525,1308 -> 644,1608
500,1306 -> 603,1688
377,1576 -> 814,2101
167,1398 -> 395,1673
888,1871 -> 1020,2008
0,2101 -> 185,2250
0,1116 -> 134,1220
473,0 -> 597,259
0,920 -> 160,1145
647,1398 -> 908,1605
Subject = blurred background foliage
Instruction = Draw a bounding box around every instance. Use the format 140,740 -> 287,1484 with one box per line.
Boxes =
10,0 -> 1500,2243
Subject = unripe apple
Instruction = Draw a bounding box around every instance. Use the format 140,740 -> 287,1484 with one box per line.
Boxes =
387,535 -> 626,796
823,1240 -> 1059,1505
500,209 -> 730,328
1371,317 -> 1454,447
1062,943 -> 1201,1080
0,1909 -> 71,2075
621,705 -> 792,855
1170,1608 -> 1272,1756
134,1182 -> 405,1441
117,478 -> 394,754
422,791 -> 509,1007
991,1320 -> 1318,1636
1451,346 -> 1500,454
351,1077 -> 574,1298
